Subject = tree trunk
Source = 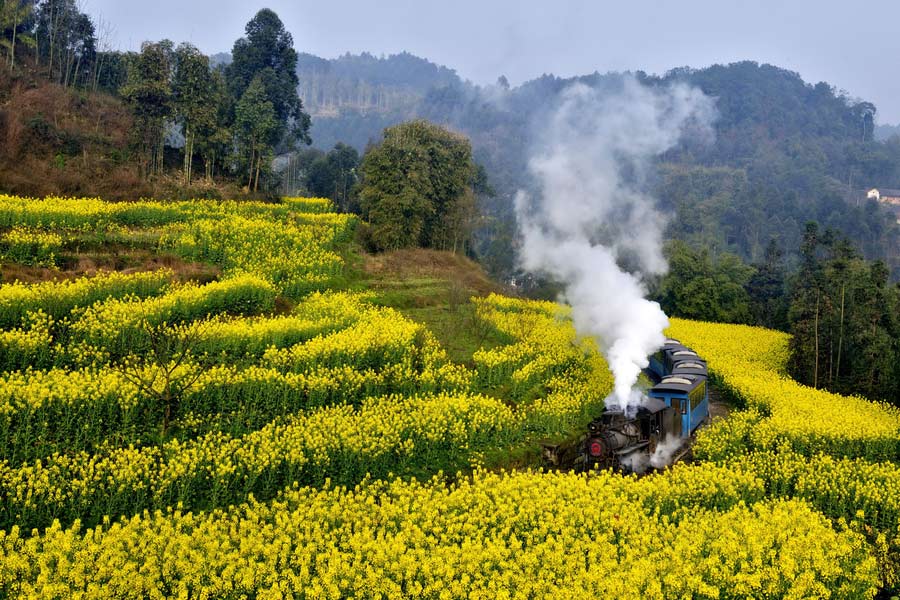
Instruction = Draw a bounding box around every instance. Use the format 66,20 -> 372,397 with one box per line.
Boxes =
813,291 -> 820,389
836,284 -> 845,387
72,53 -> 82,88
47,4 -> 55,80
9,14 -> 17,70
247,146 -> 255,190
183,127 -> 191,184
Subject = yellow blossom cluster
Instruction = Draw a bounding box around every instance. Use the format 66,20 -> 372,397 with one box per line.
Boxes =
471,294 -> 600,399
0,293 -> 476,465
0,468 -> 877,599
0,392 -> 520,532
668,318 -> 900,460
67,275 -> 278,358
0,195 -> 889,597
0,268 -> 172,328
0,227 -> 63,268
159,212 -> 356,296
0,311 -> 54,371
0,195 -> 330,230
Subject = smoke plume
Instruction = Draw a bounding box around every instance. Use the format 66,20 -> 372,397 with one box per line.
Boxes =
515,77 -> 714,414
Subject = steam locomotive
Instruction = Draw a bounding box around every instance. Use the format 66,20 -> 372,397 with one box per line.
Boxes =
580,339 -> 710,473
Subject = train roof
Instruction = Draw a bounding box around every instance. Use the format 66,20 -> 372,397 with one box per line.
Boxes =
671,360 -> 708,375
640,396 -> 669,413
650,374 -> 706,394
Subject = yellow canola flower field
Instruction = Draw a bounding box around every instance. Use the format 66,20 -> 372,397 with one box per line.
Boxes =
1,194 -> 890,598
0,227 -> 63,268
159,212 -> 356,296
67,275 -> 278,359
0,195 -> 333,229
0,268 -> 172,328
0,295 -> 476,466
472,294 -> 608,400
0,468 -> 877,599
0,392 -> 519,532
667,318 -> 900,461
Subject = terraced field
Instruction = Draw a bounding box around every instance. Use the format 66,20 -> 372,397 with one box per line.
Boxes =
0,194 -> 896,598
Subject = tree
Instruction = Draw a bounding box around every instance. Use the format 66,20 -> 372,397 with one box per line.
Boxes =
0,0 -> 36,70
172,43 -> 217,185
787,225 -> 900,402
226,8 -> 309,147
788,222 -> 826,388
656,240 -> 754,324
120,40 -> 174,178
196,69 -> 232,181
747,238 -> 788,330
358,120 -> 477,252
305,143 -> 360,212
34,0 -> 96,87
235,75 -> 277,192
111,321 -> 213,435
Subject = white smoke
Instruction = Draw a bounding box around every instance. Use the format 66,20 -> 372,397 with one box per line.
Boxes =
649,436 -> 684,470
515,76 -> 715,414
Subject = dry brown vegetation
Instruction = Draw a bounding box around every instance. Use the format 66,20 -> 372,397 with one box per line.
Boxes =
364,248 -> 502,299
1,251 -> 220,285
0,65 -> 152,200
0,65 -> 258,202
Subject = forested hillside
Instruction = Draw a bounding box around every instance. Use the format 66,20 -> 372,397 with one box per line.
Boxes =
291,55 -> 900,280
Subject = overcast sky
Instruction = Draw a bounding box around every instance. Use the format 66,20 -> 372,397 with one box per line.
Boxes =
83,0 -> 900,123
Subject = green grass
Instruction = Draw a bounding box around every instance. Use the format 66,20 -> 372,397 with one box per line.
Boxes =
402,303 -> 509,366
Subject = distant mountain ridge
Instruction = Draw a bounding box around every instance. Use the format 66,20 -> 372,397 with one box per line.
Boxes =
281,52 -> 899,278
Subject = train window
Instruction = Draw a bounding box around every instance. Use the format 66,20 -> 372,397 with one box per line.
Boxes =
673,350 -> 697,356
662,376 -> 692,385
689,381 -> 707,410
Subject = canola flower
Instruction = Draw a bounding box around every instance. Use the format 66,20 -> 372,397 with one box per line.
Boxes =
0,319 -> 474,467
0,269 -> 172,328
0,195 -> 332,230
471,294 -> 600,401
0,392 -> 520,532
0,311 -> 54,372
67,275 -> 278,359
0,227 -> 63,268
0,194 -> 890,597
0,468 -> 878,599
159,212 -> 356,297
668,318 -> 900,461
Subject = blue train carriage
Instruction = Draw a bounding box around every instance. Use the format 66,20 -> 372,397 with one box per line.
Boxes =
648,338 -> 684,379
647,371 -> 709,438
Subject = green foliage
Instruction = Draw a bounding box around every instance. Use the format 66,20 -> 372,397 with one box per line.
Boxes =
235,76 -> 278,191
746,238 -> 789,330
0,0 -> 36,70
120,40 -> 174,177
359,119 -> 477,253
34,0 -> 95,86
172,43 -> 219,184
225,8 -> 309,147
305,143 -> 360,212
656,240 -> 755,324
788,222 -> 900,402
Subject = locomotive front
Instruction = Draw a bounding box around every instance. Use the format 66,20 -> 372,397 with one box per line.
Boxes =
582,397 -> 671,473
580,338 -> 710,473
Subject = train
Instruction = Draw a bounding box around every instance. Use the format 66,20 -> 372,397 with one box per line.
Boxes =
580,338 -> 710,473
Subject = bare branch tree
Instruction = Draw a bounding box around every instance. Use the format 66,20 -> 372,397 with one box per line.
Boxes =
110,319 -> 214,434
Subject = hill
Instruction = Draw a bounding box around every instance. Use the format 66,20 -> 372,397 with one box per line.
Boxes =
0,67 -> 148,199
293,56 -> 900,278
